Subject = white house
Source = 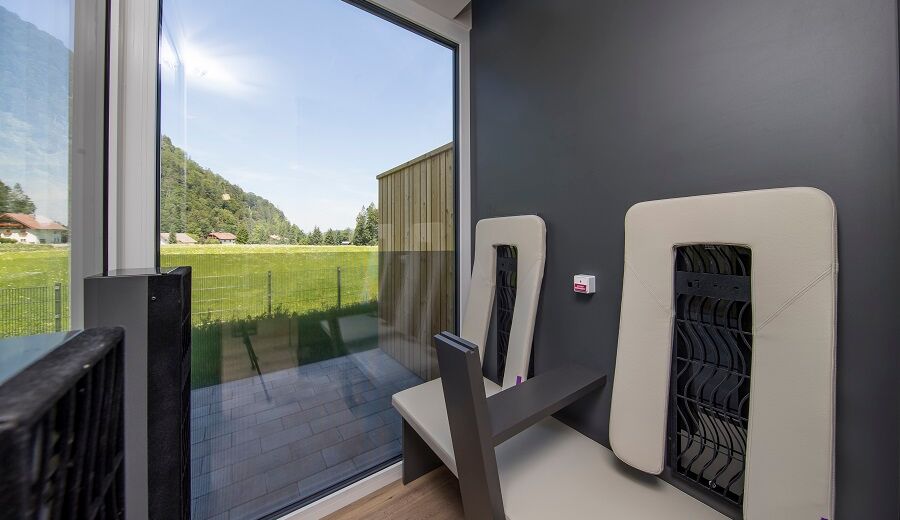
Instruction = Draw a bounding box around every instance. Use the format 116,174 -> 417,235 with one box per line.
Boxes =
207,231 -> 237,244
160,232 -> 197,245
0,213 -> 67,244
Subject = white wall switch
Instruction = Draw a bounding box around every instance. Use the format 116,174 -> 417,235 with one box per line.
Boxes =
574,274 -> 596,294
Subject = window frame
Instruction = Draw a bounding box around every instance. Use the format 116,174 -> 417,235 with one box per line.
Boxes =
62,0 -> 109,329
105,0 -> 472,516
106,0 -> 472,325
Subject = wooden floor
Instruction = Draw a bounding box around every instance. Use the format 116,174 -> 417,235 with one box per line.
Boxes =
325,467 -> 464,520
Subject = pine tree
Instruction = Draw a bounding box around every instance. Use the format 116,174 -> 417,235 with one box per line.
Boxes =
8,184 -> 35,214
351,206 -> 367,245
167,228 -> 178,244
323,228 -> 337,245
0,180 -> 10,212
363,203 -> 379,246
309,226 -> 323,245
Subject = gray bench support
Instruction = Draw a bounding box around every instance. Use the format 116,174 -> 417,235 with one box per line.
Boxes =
434,332 -> 606,520
401,419 -> 443,484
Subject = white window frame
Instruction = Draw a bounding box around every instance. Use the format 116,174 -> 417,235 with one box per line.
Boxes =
70,0 -> 109,328
106,0 -> 471,514
106,0 -> 160,272
106,0 -> 472,312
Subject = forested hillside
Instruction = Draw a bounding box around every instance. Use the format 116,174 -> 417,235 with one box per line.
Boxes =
160,136 -> 306,243
0,6 -> 70,224
160,136 -> 377,245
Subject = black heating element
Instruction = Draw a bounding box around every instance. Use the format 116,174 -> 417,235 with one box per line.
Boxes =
494,245 -> 517,383
0,328 -> 125,519
668,244 -> 752,509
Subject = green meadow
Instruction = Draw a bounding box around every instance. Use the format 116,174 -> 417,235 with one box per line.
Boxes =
0,244 -> 379,337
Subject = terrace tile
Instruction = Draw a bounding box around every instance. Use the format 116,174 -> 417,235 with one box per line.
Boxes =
191,347 -> 422,520
265,451 -> 327,490
321,433 -> 376,467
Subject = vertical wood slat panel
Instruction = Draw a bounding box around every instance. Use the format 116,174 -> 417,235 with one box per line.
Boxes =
376,144 -> 454,381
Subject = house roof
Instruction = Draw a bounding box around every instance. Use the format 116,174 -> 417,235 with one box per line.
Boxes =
160,232 -> 197,244
0,213 -> 66,230
208,232 -> 237,240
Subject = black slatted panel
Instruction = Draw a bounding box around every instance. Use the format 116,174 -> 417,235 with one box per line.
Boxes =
494,245 -> 517,383
147,266 -> 192,520
668,245 -> 752,508
0,328 -> 125,520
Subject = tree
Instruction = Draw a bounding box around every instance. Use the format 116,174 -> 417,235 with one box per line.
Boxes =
363,203 -> 379,246
323,228 -> 336,245
167,228 -> 178,244
308,226 -> 323,245
2,183 -> 36,214
11,184 -> 35,214
236,226 -> 249,244
351,206 -> 368,245
0,180 -> 10,212
250,223 -> 267,244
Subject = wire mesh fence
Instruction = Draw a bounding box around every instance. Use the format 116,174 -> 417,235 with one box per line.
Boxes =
190,264 -> 378,324
0,283 -> 69,338
0,263 -> 378,338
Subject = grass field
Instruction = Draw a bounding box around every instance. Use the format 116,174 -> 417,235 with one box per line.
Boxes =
0,244 -> 379,337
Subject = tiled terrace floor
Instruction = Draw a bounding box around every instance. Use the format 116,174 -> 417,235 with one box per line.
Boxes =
190,348 -> 423,520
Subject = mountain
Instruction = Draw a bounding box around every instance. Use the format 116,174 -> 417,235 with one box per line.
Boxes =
0,7 -> 361,244
0,6 -> 71,224
160,136 -> 305,243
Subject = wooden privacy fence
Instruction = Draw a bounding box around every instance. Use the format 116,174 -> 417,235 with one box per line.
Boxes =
378,143 -> 455,381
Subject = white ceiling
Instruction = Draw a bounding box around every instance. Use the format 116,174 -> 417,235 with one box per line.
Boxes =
411,0 -> 471,20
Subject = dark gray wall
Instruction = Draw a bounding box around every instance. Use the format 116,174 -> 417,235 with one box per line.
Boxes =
470,0 -> 900,517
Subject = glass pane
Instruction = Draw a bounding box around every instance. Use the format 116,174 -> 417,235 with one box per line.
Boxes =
0,1 -> 73,338
158,1 -> 455,518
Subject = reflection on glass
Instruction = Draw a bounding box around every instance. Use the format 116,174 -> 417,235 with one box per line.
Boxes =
0,2 -> 73,339
158,1 -> 454,517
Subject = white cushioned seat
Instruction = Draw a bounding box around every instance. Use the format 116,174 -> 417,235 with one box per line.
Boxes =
393,215 -> 546,476
393,377 -> 503,474
395,383 -> 725,519
610,187 -> 837,519
406,189 -> 837,520
496,419 -> 725,519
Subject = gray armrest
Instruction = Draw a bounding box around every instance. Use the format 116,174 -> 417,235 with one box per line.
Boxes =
434,331 -> 607,519
488,365 -> 606,445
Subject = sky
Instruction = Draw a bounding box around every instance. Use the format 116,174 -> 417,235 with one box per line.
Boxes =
1,0 -> 73,224
160,0 -> 454,231
1,0 -> 72,49
1,0 -> 453,231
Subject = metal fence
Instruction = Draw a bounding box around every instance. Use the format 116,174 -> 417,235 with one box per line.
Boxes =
190,264 -> 378,324
0,283 -> 69,338
0,264 -> 378,338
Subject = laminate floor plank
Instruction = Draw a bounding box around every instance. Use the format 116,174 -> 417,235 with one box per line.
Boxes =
325,466 -> 464,520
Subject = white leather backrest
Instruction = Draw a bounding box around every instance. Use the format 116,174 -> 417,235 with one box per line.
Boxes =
608,188 -> 837,520
460,215 -> 546,388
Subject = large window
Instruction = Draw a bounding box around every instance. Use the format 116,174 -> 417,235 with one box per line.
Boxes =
0,1 -> 74,338
158,1 -> 456,518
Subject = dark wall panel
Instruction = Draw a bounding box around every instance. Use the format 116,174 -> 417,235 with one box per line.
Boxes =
470,0 -> 900,517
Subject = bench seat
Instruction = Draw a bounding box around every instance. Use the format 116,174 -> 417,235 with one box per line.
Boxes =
392,377 -> 503,474
496,418 -> 725,520
394,378 -> 725,520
